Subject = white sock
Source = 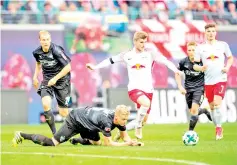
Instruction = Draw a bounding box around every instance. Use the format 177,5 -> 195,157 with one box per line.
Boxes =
214,106 -> 222,127
136,106 -> 149,128
126,119 -> 136,131
210,110 -> 217,126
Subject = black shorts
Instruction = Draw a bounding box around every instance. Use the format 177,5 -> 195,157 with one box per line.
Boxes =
53,119 -> 79,144
80,130 -> 100,141
37,79 -> 71,108
185,90 -> 204,109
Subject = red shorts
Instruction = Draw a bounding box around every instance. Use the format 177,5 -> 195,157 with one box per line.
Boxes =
205,82 -> 227,103
128,89 -> 153,114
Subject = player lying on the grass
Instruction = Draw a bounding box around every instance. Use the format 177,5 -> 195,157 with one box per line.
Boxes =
193,23 -> 233,140
175,41 -> 212,131
12,105 -> 144,147
86,31 -> 180,139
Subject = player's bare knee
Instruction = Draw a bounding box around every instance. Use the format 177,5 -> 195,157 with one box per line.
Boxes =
42,102 -> 51,111
58,108 -> 69,117
190,107 -> 198,115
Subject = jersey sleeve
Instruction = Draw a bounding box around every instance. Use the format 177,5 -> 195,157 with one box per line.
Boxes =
53,45 -> 71,66
116,125 -> 126,131
224,42 -> 232,57
109,51 -> 126,64
99,115 -> 113,137
177,59 -> 184,71
32,52 -> 40,62
194,45 -> 201,62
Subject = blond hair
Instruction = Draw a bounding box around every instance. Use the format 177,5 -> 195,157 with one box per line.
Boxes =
133,31 -> 148,41
39,30 -> 51,39
115,105 -> 130,117
187,41 -> 197,47
204,23 -> 216,30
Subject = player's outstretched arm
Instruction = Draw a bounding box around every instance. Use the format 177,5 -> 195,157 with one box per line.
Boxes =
86,54 -> 124,70
152,52 -> 179,73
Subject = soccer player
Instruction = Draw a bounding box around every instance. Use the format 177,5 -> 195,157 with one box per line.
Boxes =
86,31 -> 180,139
12,105 -> 143,147
193,23 -> 233,140
32,30 -> 71,135
175,41 -> 212,131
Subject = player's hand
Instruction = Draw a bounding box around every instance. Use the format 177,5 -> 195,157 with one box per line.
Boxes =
33,77 -> 39,89
48,77 -> 57,86
86,63 -> 96,70
178,86 -> 187,95
201,65 -> 207,72
222,67 -> 229,73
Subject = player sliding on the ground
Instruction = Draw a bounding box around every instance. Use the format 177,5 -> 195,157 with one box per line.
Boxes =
86,31 -> 180,139
175,41 -> 212,131
193,23 -> 233,140
12,105 -> 144,147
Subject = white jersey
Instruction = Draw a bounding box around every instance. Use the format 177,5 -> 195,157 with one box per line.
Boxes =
109,48 -> 178,93
194,40 -> 232,85
113,49 -> 155,92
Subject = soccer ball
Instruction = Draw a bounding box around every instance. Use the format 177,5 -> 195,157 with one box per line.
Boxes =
182,131 -> 199,146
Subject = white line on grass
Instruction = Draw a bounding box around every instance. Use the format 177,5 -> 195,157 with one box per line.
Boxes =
1,152 -> 210,165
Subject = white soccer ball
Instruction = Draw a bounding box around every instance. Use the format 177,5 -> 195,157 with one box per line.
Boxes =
182,131 -> 199,146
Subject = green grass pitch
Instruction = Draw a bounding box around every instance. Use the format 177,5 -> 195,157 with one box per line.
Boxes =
1,123 -> 237,165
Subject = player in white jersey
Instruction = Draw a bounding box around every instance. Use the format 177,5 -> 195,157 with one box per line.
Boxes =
193,23 -> 233,140
86,31 -> 180,139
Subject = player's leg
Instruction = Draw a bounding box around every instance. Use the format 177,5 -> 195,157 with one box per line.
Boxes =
212,82 -> 227,140
38,85 -> 56,135
54,82 -> 71,117
186,92 -> 196,130
70,131 -> 101,145
135,95 -> 151,139
13,117 -> 78,147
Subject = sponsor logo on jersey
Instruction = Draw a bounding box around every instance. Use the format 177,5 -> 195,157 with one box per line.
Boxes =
207,54 -> 219,61
131,64 -> 146,70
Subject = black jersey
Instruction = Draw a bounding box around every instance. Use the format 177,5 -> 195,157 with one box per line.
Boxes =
177,57 -> 204,92
33,43 -> 71,82
69,107 -> 126,137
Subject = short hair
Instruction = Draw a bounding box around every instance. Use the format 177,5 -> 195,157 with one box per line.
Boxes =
39,30 -> 51,39
133,31 -> 148,41
115,105 -> 130,117
187,41 -> 197,47
204,23 -> 216,30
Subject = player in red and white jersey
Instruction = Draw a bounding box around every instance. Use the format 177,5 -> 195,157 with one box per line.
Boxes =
193,23 -> 233,140
86,31 -> 180,139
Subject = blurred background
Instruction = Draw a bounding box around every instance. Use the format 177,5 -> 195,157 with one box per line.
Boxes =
1,0 -> 237,125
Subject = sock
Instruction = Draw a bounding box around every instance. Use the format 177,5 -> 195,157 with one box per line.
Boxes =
20,133 -> 55,146
213,106 -> 222,127
198,108 -> 206,115
126,119 -> 136,131
136,106 -> 149,128
44,110 -> 56,134
71,137 -> 92,145
189,115 -> 199,131
210,110 -> 217,126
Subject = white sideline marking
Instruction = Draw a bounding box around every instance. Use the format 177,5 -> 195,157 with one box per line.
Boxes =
1,152 -> 210,165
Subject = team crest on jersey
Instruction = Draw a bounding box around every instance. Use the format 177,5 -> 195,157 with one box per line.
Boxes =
59,136 -> 65,142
